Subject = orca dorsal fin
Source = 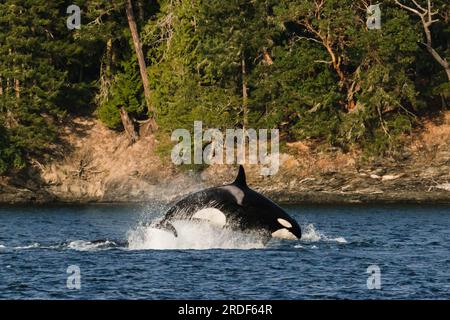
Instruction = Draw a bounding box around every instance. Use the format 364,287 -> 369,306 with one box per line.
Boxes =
233,165 -> 247,188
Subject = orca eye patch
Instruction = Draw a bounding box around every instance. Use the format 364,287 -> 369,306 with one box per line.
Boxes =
277,218 -> 292,228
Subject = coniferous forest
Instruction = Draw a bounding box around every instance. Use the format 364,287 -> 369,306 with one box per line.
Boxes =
0,0 -> 449,174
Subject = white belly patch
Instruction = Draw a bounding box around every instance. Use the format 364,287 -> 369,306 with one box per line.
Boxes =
192,208 -> 227,227
271,228 -> 298,240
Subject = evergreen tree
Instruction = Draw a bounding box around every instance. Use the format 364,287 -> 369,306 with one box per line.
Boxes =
0,1 -> 67,170
0,0 -> 449,174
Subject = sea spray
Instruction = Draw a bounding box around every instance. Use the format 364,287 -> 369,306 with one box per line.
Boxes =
67,240 -> 118,251
301,223 -> 347,243
127,220 -> 266,250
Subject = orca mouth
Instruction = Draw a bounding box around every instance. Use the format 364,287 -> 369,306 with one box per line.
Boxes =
292,224 -> 302,240
291,222 -> 302,240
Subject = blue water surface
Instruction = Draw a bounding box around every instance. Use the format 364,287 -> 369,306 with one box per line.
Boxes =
0,204 -> 449,299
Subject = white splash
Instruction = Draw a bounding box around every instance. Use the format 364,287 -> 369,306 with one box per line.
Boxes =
333,237 -> 348,243
127,220 -> 266,250
301,224 -> 347,243
67,240 -> 116,251
13,243 -> 40,250
0,244 -> 5,249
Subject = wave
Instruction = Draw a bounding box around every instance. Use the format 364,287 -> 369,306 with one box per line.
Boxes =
13,243 -> 41,250
0,240 -> 121,252
67,240 -> 119,251
300,224 -> 347,244
0,223 -> 346,252
127,220 -> 347,250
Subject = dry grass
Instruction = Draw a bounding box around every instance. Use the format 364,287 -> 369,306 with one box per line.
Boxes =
413,111 -> 450,150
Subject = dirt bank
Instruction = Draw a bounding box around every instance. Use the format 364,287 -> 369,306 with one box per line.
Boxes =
1,112 -> 450,205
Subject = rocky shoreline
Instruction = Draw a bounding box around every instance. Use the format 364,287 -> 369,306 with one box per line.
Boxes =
2,168 -> 450,205
2,186 -> 450,206
1,114 -> 450,206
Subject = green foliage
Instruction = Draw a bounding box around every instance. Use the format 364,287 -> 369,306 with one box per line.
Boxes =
0,1 -> 65,170
0,124 -> 24,173
97,58 -> 146,129
139,0 -> 448,156
1,0 -> 449,175
0,0 -> 103,172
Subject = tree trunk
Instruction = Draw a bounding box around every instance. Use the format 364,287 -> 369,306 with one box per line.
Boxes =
395,0 -> 450,82
422,20 -> 450,81
125,0 -> 158,131
429,48 -> 450,81
262,48 -> 273,65
14,79 -> 20,98
106,38 -> 113,79
136,0 -> 144,21
98,38 -> 113,105
240,54 -> 249,164
119,107 -> 139,144
241,54 -> 248,129
139,119 -> 154,137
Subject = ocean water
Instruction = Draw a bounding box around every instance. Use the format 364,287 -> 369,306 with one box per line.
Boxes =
0,204 -> 449,299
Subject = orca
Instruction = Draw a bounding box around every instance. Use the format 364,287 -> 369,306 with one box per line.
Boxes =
155,165 -> 301,242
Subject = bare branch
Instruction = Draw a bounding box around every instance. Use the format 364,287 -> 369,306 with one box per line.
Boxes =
427,0 -> 432,21
314,60 -> 333,64
396,0 -> 450,81
394,0 -> 423,17
294,35 -> 322,45
411,0 -> 427,13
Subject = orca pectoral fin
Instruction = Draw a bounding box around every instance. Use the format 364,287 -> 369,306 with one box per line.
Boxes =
153,221 -> 178,238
